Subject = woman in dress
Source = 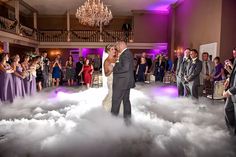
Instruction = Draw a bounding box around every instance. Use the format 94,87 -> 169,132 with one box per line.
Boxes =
102,44 -> 117,111
36,58 -> 44,91
212,57 -> 225,82
21,55 -> 31,95
154,55 -> 166,82
11,54 -> 26,98
28,56 -> 40,95
80,59 -> 94,88
0,53 -> 15,103
52,58 -> 62,87
65,55 -> 75,86
136,57 -> 148,82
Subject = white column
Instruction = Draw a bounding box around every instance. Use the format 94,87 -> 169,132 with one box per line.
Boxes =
33,12 -> 37,40
3,41 -> 9,53
15,0 -> 20,34
67,11 -> 70,42
99,23 -> 103,42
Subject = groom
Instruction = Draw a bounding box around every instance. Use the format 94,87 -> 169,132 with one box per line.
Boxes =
111,41 -> 135,119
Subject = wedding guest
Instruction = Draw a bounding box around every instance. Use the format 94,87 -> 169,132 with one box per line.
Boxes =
176,49 -> 191,97
154,55 -> 166,82
212,57 -> 225,82
36,58 -> 44,91
29,56 -> 40,95
165,56 -> 173,72
200,52 -> 214,95
65,55 -> 75,86
76,57 -> 84,85
93,54 -> 101,71
56,54 -> 63,85
41,52 -> 50,88
141,52 -> 152,71
136,57 -> 148,82
224,48 -> 236,76
11,54 -> 26,97
52,58 -> 62,87
184,49 -> 202,99
21,55 -> 31,95
133,57 -> 138,82
80,58 -> 94,88
0,53 -> 15,102
223,51 -> 236,135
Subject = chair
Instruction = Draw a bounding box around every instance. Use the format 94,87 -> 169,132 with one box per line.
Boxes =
207,80 -> 225,100
92,71 -> 102,88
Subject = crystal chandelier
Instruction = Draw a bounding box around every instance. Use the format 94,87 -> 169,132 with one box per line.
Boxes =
75,0 -> 113,27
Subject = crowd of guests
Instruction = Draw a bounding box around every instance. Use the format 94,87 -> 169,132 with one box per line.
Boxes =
134,52 -> 173,83
175,48 -> 231,99
0,52 -> 102,103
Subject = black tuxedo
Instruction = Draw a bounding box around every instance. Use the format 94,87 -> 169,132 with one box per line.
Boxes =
112,48 -> 135,118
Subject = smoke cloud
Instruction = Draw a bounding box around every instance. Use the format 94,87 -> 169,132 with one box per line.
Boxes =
0,85 -> 235,157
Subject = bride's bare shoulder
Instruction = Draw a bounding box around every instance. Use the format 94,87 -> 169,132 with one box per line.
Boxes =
104,58 -> 111,65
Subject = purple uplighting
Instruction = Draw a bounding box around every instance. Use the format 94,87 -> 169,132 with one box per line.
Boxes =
82,48 -> 104,58
152,85 -> 178,98
147,0 -> 178,12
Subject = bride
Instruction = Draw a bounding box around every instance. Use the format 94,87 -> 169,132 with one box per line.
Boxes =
102,44 -> 124,112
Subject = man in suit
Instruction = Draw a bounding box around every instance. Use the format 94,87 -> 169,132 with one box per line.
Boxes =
184,49 -> 202,99
176,48 -> 191,97
76,57 -> 83,86
122,23 -> 132,42
112,41 -> 135,119
223,55 -> 236,135
200,52 -> 214,95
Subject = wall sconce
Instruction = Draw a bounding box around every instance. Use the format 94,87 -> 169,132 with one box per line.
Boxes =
50,50 -> 62,57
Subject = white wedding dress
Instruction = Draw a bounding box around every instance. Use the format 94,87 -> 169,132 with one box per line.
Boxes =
102,51 -> 123,112
102,68 -> 114,111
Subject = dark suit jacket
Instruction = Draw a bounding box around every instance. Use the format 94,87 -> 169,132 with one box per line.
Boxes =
186,58 -> 202,85
176,57 -> 183,77
176,57 -> 191,78
228,63 -> 236,102
113,48 -> 135,90
76,62 -> 83,74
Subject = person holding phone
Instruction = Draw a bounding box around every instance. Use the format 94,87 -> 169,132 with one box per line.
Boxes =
52,58 -> 62,87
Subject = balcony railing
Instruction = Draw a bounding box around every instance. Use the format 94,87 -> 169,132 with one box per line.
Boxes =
0,16 -> 134,42
0,16 -> 17,34
38,30 -> 134,42
0,16 -> 35,39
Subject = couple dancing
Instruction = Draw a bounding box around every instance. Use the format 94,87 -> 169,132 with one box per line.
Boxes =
102,41 -> 135,119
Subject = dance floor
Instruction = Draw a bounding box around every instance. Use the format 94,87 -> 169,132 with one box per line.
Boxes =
0,83 -> 236,157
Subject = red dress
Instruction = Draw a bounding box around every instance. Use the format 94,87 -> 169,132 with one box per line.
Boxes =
83,65 -> 92,84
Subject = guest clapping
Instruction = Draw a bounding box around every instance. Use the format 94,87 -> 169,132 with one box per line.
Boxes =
52,58 -> 62,87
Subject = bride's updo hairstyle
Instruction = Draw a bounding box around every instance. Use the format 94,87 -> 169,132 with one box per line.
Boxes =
105,44 -> 114,54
